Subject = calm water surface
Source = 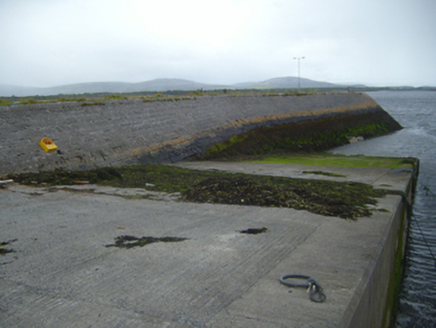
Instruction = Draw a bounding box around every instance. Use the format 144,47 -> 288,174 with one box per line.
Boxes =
331,90 -> 436,327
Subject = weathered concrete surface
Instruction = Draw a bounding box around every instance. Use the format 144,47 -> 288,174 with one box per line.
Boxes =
0,93 -> 396,175
0,163 -> 414,327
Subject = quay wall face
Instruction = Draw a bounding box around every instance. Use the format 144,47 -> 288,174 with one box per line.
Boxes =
0,93 -> 400,174
340,181 -> 414,328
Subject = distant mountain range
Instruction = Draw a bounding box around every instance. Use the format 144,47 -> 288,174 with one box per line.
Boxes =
0,77 -> 360,97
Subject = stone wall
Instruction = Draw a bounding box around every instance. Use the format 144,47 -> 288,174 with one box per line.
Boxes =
0,93 -> 400,174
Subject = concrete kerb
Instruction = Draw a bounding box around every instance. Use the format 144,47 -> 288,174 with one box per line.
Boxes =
0,162 -> 415,327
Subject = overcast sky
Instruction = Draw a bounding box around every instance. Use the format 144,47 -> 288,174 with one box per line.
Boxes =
1,0 -> 435,88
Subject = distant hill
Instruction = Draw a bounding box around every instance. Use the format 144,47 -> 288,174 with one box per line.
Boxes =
0,84 -> 45,97
239,76 -> 344,89
0,79 -> 227,97
0,77 -> 358,97
130,79 -> 225,93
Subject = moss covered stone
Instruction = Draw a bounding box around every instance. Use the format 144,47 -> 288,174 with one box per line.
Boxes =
201,109 -> 402,159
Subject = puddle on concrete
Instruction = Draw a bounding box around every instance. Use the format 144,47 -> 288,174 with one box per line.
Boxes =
105,235 -> 188,248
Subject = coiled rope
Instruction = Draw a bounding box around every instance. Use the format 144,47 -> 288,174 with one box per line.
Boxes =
280,274 -> 326,303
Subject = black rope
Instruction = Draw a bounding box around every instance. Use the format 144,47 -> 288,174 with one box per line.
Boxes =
422,184 -> 436,197
410,213 -> 436,268
280,274 -> 326,303
410,182 -> 436,267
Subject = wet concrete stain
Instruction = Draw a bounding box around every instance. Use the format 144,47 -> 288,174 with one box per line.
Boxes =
105,235 -> 188,249
239,228 -> 268,235
0,239 -> 17,255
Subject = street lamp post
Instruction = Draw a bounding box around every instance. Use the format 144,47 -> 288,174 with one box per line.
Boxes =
293,56 -> 305,90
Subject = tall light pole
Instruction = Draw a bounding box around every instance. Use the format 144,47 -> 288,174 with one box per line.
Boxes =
293,56 -> 305,90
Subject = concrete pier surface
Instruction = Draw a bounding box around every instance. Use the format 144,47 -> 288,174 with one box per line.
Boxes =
0,162 -> 414,327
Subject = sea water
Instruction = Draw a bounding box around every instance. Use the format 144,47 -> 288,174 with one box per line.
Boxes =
330,90 -> 436,327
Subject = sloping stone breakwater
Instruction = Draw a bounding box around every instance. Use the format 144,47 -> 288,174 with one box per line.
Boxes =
0,92 -> 401,174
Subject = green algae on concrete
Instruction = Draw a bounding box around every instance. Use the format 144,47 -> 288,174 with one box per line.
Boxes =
183,175 -> 387,219
383,205 -> 409,327
9,164 -> 388,220
245,153 -> 417,169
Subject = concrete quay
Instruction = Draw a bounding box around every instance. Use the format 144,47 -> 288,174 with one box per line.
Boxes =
0,161 -> 415,327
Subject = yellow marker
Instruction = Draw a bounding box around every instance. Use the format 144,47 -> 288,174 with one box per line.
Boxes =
39,138 -> 58,152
